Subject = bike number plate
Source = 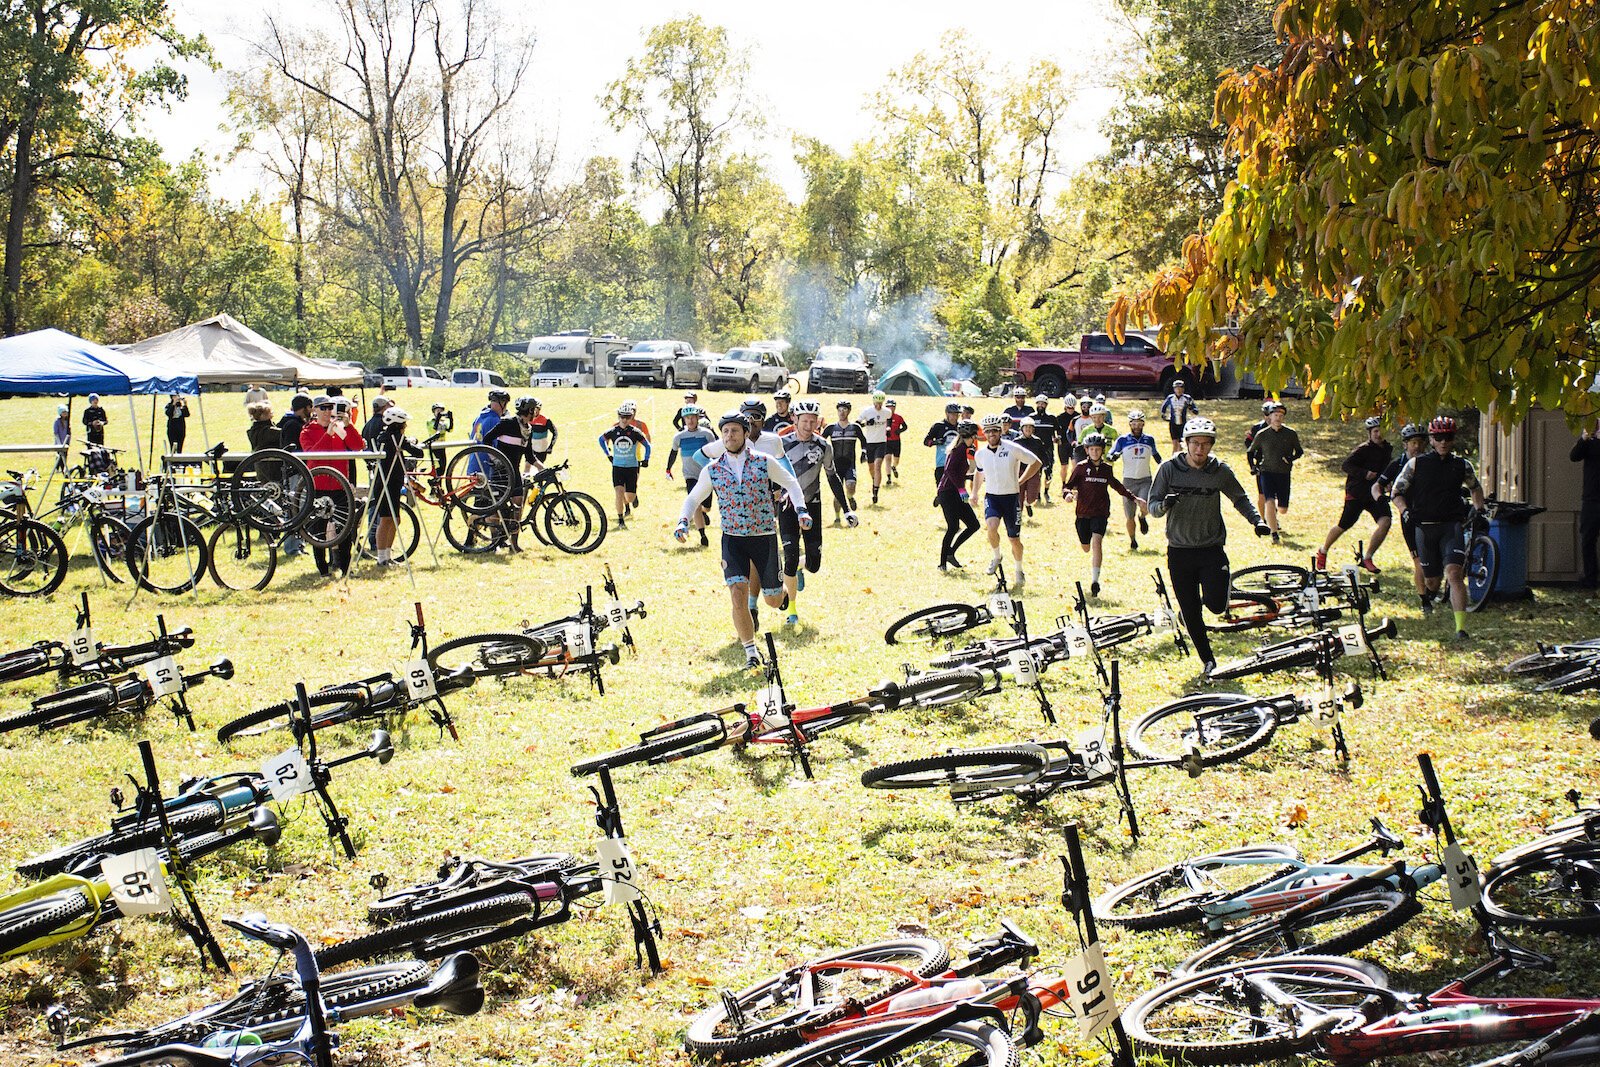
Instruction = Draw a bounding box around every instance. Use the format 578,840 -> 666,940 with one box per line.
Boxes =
596,837 -> 642,905
1442,841 -> 1482,911
68,627 -> 96,666
604,600 -> 628,630
262,747 -> 315,803
402,658 -> 438,701
563,622 -> 593,658
1311,685 -> 1340,730
1063,941 -> 1118,1042
103,849 -> 173,916
1152,607 -> 1176,633
1065,624 -> 1092,657
1338,624 -> 1367,657
142,656 -> 182,698
1297,586 -> 1321,614
1076,727 -> 1115,780
1007,649 -> 1037,683
986,593 -> 1014,619
754,683 -> 785,719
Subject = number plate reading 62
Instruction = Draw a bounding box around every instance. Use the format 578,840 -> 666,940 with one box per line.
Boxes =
401,658 -> 437,701
596,838 -> 642,905
103,849 -> 173,917
263,747 -> 314,803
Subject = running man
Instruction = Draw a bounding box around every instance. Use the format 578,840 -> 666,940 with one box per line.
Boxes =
1066,431 -> 1148,597
1148,417 -> 1271,675
925,402 -> 964,489
1066,396 -> 1097,486
776,401 -> 850,624
1243,400 -> 1274,517
1245,401 -> 1303,543
1109,408 -> 1161,550
857,391 -> 892,503
1159,379 -> 1199,448
1378,423 -> 1429,600
1058,393 -> 1079,497
677,412 -> 811,668
1390,415 -> 1486,641
971,413 -> 1042,587
766,390 -> 796,435
739,398 -> 784,458
1317,416 -> 1392,572
936,420 -> 981,570
599,401 -> 652,528
671,391 -> 699,432
823,401 -> 863,520
1016,416 -> 1046,518
883,399 -> 907,484
666,406 -> 717,546
1028,395 -> 1058,502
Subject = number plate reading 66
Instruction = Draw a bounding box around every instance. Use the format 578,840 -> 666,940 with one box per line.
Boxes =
986,593 -> 1014,619
1338,624 -> 1368,657
596,838 -> 642,905
103,849 -> 173,917
1007,649 -> 1037,683
263,747 -> 314,803
1063,942 -> 1117,1042
563,622 -> 593,658
1442,841 -> 1483,911
1076,727 -> 1115,780
402,658 -> 437,701
142,656 -> 182,698
68,627 -> 96,666
604,600 -> 628,629
1153,607 -> 1175,632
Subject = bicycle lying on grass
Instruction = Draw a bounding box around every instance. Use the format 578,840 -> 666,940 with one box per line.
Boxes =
882,570 -> 1019,645
1208,616 -> 1397,681
0,597 -> 196,685
0,654 -> 232,735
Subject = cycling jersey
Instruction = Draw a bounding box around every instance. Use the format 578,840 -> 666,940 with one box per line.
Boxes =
885,412 -> 907,442
973,439 -> 1035,496
682,449 -> 806,536
670,427 -> 717,482
925,419 -> 962,468
478,415 -> 531,465
779,432 -> 837,501
1392,451 -> 1480,522
1066,459 -> 1135,519
1027,412 -> 1058,456
599,424 -> 652,468
1160,392 -> 1200,431
1341,439 -> 1393,496
1002,404 -> 1034,424
857,404 -> 891,444
823,422 -> 862,468
765,411 -> 795,435
527,414 -> 558,455
1109,433 -> 1161,480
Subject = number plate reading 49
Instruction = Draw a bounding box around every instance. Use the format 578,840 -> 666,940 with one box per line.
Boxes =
103,849 -> 173,916
596,838 -> 641,905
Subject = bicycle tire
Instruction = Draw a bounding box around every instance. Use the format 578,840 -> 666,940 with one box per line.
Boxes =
1537,662 -> 1600,696
1206,590 -> 1282,633
359,501 -> 420,562
1230,564 -> 1311,599
543,490 -> 607,554
1208,637 -> 1326,681
214,685 -> 369,743
570,718 -> 727,777
875,668 -> 987,710
298,467 -> 357,550
426,632 -> 547,677
126,513 -> 209,594
1122,956 -> 1387,1065
0,518 -> 68,597
441,505 -> 504,554
0,644 -> 57,684
0,679 -> 130,734
206,523 -> 277,591
0,887 -> 96,958
1481,843 -> 1600,933
761,1020 -> 1020,1067
366,854 -> 581,923
314,891 -> 533,968
89,513 -> 132,584
1124,694 -> 1279,767
1466,533 -> 1499,612
1175,888 -> 1421,975
683,937 -> 952,1062
1506,642 -> 1600,677
1093,846 -> 1304,930
228,449 -> 314,534
18,805 -> 229,879
445,446 -> 518,515
860,747 -> 1049,791
1091,615 -> 1148,650
883,603 -> 982,645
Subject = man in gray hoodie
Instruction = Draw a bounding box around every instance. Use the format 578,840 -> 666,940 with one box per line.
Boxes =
1149,416 -> 1271,674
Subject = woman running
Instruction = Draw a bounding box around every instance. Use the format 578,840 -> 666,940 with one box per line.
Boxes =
936,420 -> 981,570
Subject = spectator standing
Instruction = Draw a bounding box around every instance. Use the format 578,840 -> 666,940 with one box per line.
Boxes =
244,382 -> 268,408
1572,419 -> 1600,588
82,393 -> 108,446
51,404 -> 71,470
164,395 -> 190,454
299,396 -> 363,578
361,395 -> 393,441
275,395 -> 312,559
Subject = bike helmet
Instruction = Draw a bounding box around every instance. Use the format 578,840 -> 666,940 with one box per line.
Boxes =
1268,401 -> 1287,414
683,405 -> 708,419
1400,423 -> 1427,441
740,398 -> 768,422
1080,432 -> 1108,450
1033,394 -> 1049,404
1019,416 -> 1035,427
1090,403 -> 1109,416
1171,379 -> 1186,388
1262,400 -> 1275,414
1062,393 -> 1078,408
1126,408 -> 1146,421
1012,385 -> 1027,397
1363,416 -> 1383,430
980,414 -> 1005,430
957,420 -> 979,438
488,389 -> 511,405
383,405 -> 410,426
1095,393 -> 1106,404
885,399 -> 897,408
1182,416 -> 1218,440
791,400 -> 821,416
945,402 -> 962,414
837,400 -> 853,410
515,397 -> 537,416
773,390 -> 792,402
431,402 -> 446,412
1078,396 -> 1093,409
1428,415 -> 1458,436
719,411 -> 751,431
872,390 -> 887,401
618,400 -> 637,417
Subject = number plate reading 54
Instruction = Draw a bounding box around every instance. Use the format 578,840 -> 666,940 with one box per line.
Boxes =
1443,842 -> 1482,911
596,838 -> 642,905
103,849 -> 173,916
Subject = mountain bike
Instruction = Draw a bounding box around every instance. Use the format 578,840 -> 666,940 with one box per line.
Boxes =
1478,817 -> 1600,934
1208,617 -> 1397,681
48,913 -> 484,1066
0,597 -> 196,685
1124,674 -> 1364,766
0,514 -> 68,597
1,463 -> 133,584
440,459 -> 608,554
0,655 -> 232,735
1506,638 -> 1600,678
882,570 -> 1017,645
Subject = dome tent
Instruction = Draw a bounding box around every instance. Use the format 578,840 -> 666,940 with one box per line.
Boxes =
875,358 -> 946,397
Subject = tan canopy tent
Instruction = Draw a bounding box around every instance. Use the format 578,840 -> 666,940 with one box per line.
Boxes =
120,313 -> 361,387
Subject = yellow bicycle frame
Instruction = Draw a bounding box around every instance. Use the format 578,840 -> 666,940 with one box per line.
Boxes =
0,874 -> 109,958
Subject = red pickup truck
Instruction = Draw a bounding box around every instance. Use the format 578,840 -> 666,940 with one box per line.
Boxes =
1011,333 -> 1213,398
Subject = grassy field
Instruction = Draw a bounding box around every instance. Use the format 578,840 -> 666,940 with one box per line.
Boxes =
0,385 -> 1596,1065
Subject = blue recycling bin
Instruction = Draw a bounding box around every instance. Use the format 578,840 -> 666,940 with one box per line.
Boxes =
1485,501 -> 1544,599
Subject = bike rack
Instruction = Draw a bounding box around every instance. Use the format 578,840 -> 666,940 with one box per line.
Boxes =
586,767 -> 664,975
137,740 -> 229,971
1060,823 -> 1137,1067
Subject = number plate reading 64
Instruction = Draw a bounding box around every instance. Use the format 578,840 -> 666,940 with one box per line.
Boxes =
103,849 -> 173,916
263,747 -> 314,803
596,838 -> 642,905
142,656 -> 182,698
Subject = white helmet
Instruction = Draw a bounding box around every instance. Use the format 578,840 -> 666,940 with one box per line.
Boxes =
618,400 -> 637,416
1262,401 -> 1275,414
1126,408 -> 1146,422
1182,416 -> 1217,440
1090,403 -> 1109,416
791,400 -> 821,416
382,406 -> 410,426
1062,393 -> 1077,407
1363,416 -> 1383,430
980,413 -> 1005,430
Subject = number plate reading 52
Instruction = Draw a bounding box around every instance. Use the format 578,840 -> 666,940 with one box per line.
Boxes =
103,849 -> 173,916
596,838 -> 642,905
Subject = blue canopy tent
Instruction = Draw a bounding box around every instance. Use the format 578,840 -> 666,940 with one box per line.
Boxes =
875,357 -> 947,397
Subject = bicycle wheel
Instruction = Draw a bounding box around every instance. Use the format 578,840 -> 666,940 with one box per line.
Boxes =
1465,533 -> 1499,611
1125,694 -> 1278,767
761,1020 -> 1020,1067
569,718 -> 727,777
18,805 -> 230,879
1206,591 -> 1282,633
126,513 -> 208,594
426,633 -> 547,677
0,645 -> 57,684
873,668 -> 987,710
543,490 -> 608,554
360,502 -> 420,562
1122,956 -> 1387,1065
299,468 -> 357,549
0,887 -> 96,958
0,519 -> 67,597
1091,615 -> 1149,650
444,446 -> 518,515
366,854 -> 581,923
229,449 -> 313,534
1176,888 -> 1421,975
1481,843 -> 1600,933
89,513 -> 131,584
1230,564 -> 1310,599
315,891 -> 532,968
884,604 -> 982,645
1505,642 -> 1600,677
214,685 -> 368,743
683,937 -> 952,1062
1093,846 -> 1304,930
441,505 -> 504,554
1536,663 -> 1600,696
861,748 -> 1049,791
1208,636 -> 1325,681
206,522 -> 277,591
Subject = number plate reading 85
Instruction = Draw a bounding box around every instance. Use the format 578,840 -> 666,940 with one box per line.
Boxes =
262,747 -> 314,803
103,849 -> 173,917
401,658 -> 437,701
1075,727 -> 1115,780
596,838 -> 641,905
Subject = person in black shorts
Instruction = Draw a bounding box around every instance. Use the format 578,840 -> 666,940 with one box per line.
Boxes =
1378,423 -> 1428,599
371,405 -> 420,567
822,401 -> 862,520
1317,416 -> 1392,572
599,400 -> 652,528
1391,415 -> 1486,641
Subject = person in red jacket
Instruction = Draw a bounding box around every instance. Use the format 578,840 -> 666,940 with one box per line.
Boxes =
884,399 -> 908,485
1066,431 -> 1147,598
300,395 -> 364,578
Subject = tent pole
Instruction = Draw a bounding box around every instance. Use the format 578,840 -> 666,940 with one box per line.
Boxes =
197,391 -> 211,453
149,395 -> 158,464
127,393 -> 145,471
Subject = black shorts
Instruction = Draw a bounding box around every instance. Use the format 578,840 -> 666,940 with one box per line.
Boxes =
371,480 -> 405,518
863,441 -> 887,462
835,463 -> 858,483
1075,515 -> 1109,545
612,467 -> 639,492
984,493 -> 1022,539
721,532 -> 782,593
1414,520 -> 1465,578
1338,494 -> 1392,530
886,440 -> 902,457
1257,471 -> 1292,507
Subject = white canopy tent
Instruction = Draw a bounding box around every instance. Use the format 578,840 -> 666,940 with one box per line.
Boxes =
119,313 -> 361,387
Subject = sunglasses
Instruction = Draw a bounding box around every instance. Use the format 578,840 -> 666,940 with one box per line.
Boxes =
1431,433 -> 1456,440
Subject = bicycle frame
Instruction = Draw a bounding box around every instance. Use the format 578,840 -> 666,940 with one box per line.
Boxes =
0,874 -> 112,956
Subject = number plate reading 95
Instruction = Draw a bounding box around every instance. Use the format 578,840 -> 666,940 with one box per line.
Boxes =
102,849 -> 173,916
596,838 -> 642,905
263,747 -> 314,803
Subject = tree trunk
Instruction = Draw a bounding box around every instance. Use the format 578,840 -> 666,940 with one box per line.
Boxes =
2,111 -> 37,337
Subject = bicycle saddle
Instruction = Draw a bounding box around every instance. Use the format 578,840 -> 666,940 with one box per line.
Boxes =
222,913 -> 301,951
1486,926 -> 1555,973
1369,817 -> 1405,853
412,952 -> 485,1016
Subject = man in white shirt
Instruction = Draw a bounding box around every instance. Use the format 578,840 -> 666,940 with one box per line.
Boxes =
856,390 -> 892,506
971,413 -> 1042,587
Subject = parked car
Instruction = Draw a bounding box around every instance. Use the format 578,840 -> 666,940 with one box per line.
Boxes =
705,347 -> 796,392
614,339 -> 711,389
376,365 -> 448,388
449,368 -> 508,389
806,346 -> 872,393
1009,332 -> 1215,398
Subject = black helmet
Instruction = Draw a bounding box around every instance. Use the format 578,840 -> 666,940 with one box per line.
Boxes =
488,389 -> 511,405
956,420 -> 980,438
945,402 -> 961,414
515,396 -> 537,416
719,411 -> 751,432
740,398 -> 768,421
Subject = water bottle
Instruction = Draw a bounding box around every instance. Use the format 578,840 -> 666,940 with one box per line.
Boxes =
884,978 -> 987,1013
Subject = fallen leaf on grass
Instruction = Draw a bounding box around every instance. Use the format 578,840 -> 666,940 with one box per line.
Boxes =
1285,803 -> 1309,828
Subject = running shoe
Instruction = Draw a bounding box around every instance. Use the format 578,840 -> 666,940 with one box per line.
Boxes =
1360,557 -> 1380,574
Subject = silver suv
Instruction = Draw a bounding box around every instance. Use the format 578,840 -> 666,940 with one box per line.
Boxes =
706,347 -> 793,392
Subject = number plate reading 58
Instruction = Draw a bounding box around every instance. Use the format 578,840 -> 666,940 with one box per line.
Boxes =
103,849 -> 173,916
596,838 -> 642,905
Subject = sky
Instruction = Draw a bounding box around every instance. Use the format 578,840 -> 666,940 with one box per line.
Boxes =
143,0 -> 1138,204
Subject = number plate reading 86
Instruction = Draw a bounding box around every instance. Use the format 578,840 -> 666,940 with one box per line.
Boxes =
102,849 -> 173,916
596,838 -> 641,905
604,600 -> 628,629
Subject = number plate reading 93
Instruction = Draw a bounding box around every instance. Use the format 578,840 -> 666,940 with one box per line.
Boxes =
103,849 -> 173,916
596,838 -> 642,905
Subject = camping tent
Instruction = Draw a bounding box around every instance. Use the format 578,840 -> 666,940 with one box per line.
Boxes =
120,313 -> 361,387
0,328 -> 197,395
876,358 -> 946,397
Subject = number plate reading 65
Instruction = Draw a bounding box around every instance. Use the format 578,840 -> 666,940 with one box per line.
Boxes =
142,656 -> 182,698
103,849 -> 173,917
596,838 -> 642,905
401,658 -> 437,701
263,747 -> 314,803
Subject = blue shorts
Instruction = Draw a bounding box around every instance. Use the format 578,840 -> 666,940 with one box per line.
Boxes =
1257,471 -> 1292,507
984,493 -> 1022,538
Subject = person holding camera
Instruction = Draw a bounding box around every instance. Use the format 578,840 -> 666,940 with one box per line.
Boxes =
299,395 -> 363,578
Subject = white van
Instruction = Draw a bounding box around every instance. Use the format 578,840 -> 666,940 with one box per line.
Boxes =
376,365 -> 447,388
526,333 -> 631,388
449,368 -> 507,389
